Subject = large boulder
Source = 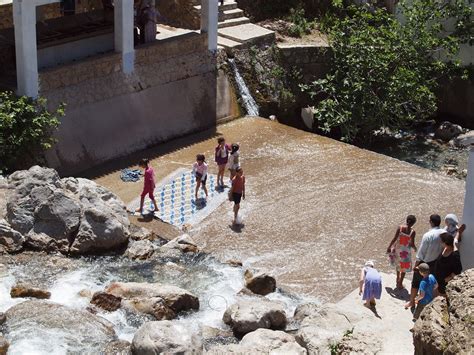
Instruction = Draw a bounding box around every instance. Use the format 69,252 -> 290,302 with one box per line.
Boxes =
104,340 -> 132,355
434,121 -> 463,142
0,219 -> 24,253
91,292 -> 122,312
4,300 -> 116,353
0,336 -> 8,355
131,321 -> 203,354
105,282 -> 199,316
206,329 -> 306,354
125,240 -> 156,260
10,284 -> 51,299
244,269 -> 276,296
223,298 -> 287,337
3,166 -> 130,254
295,303 -> 356,354
335,331 -> 382,354
160,234 -> 199,254
413,269 -> 474,354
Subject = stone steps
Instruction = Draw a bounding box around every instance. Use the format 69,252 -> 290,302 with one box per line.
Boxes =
218,23 -> 275,46
218,16 -> 250,29
194,1 -> 238,12
222,8 -> 245,20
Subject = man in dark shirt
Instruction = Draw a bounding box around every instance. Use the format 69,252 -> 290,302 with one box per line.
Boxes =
433,233 -> 462,295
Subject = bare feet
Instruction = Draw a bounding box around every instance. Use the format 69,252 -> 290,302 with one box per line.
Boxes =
135,208 -> 143,214
405,302 -> 414,310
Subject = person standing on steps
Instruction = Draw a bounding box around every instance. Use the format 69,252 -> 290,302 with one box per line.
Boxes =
405,214 -> 444,311
230,167 -> 245,225
387,215 -> 417,290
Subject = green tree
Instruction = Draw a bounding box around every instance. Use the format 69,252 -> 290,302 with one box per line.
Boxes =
302,0 -> 473,142
0,91 -> 64,173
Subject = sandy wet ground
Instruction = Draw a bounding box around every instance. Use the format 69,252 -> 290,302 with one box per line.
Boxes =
91,117 -> 465,302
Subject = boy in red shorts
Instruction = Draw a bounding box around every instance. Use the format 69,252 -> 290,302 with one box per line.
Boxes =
136,158 -> 158,215
230,167 -> 245,225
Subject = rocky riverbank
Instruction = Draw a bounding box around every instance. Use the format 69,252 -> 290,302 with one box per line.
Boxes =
0,166 -> 472,354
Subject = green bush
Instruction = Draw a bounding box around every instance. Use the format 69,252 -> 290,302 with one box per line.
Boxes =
0,91 -> 64,173
288,7 -> 316,38
302,0 -> 473,142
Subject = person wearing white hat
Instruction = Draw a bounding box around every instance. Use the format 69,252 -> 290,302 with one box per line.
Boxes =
359,260 -> 382,307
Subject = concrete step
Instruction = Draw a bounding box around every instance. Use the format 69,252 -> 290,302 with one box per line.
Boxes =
194,1 -> 238,12
218,16 -> 250,29
218,35 -> 243,48
218,23 -> 275,45
221,8 -> 245,21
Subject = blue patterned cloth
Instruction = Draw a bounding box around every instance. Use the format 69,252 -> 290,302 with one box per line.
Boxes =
120,169 -> 142,182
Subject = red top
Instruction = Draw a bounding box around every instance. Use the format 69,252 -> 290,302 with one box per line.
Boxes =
232,175 -> 245,194
144,166 -> 155,190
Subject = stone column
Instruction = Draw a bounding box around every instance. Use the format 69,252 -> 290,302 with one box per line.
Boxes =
13,0 -> 39,97
461,144 -> 474,270
114,0 -> 135,74
200,0 -> 218,52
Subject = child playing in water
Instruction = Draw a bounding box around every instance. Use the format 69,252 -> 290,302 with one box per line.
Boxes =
193,154 -> 208,201
229,167 -> 245,225
413,263 -> 438,320
136,158 -> 158,215
227,143 -> 240,181
359,260 -> 382,308
215,137 -> 230,188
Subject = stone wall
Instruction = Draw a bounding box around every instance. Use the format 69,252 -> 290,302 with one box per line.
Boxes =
41,33 -> 217,174
277,44 -> 331,82
0,0 -> 103,30
157,0 -> 200,29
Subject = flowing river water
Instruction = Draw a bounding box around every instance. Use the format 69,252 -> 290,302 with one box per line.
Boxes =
0,117 -> 467,353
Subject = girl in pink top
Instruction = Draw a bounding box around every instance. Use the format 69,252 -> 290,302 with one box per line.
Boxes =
193,154 -> 208,201
136,158 -> 158,214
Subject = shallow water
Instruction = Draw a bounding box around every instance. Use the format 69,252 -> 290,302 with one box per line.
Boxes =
0,251 -> 311,354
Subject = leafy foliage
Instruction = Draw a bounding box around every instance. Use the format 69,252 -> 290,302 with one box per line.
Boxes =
288,7 -> 317,38
302,0 -> 473,142
0,91 -> 64,173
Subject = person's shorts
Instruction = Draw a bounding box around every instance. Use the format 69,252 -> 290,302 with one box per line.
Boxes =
196,173 -> 207,185
411,260 -> 436,289
232,193 -> 242,204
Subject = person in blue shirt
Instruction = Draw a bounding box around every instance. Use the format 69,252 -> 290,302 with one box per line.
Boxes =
413,263 -> 438,321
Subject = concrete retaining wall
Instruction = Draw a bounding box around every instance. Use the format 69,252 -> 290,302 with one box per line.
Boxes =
42,32 -> 217,175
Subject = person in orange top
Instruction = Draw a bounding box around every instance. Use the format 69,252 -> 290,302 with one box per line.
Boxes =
230,167 -> 245,225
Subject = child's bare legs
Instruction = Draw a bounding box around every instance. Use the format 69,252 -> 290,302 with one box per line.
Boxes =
150,196 -> 158,212
218,165 -> 225,186
397,271 -> 406,289
233,202 -> 240,224
195,179 -> 201,200
136,195 -> 145,214
202,184 -> 208,199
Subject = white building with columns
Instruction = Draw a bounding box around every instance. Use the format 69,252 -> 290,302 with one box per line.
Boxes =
11,0 -> 218,98
1,0 -> 221,173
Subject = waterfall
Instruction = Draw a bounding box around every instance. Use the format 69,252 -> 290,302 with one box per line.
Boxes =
228,59 -> 260,117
